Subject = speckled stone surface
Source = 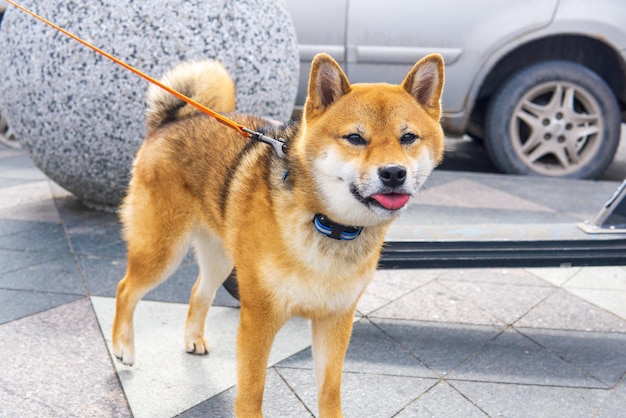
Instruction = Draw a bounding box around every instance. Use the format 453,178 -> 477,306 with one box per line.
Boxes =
0,0 -> 298,208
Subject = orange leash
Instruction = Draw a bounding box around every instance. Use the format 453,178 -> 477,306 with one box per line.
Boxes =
5,0 -> 287,158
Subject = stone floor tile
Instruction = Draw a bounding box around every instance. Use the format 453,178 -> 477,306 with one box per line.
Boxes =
565,288 -> 626,321
418,178 -> 555,213
276,367 -> 437,418
370,281 -> 502,326
0,192 -> 62,223
180,368 -> 313,417
564,266 -> 626,290
439,268 -> 554,286
596,378 -> 626,418
0,289 -> 83,324
279,319 -> 436,378
0,248 -> 60,275
483,173 -> 617,220
80,254 -> 239,307
78,253 -> 127,297
516,289 -> 626,332
372,319 -> 503,376
519,327 -> 626,387
0,218 -> 43,237
0,252 -> 84,294
357,268 -> 442,315
396,380 -> 488,417
92,297 -> 310,418
0,221 -> 68,252
448,328 -> 604,387
440,280 -> 555,325
525,266 -> 583,286
0,299 -> 130,417
451,380 -> 610,418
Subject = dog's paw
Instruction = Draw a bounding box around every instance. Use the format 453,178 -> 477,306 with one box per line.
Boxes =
185,336 -> 210,356
112,343 -> 135,366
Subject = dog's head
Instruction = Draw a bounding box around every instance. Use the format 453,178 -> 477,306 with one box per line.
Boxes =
295,53 -> 445,227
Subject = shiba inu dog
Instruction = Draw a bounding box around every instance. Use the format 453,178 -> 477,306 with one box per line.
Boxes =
112,52 -> 444,417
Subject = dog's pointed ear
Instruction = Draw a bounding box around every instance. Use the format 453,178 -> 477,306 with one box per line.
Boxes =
305,53 -> 351,119
402,54 -> 444,118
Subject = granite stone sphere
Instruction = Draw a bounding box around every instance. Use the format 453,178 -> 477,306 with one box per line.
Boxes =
0,0 -> 299,209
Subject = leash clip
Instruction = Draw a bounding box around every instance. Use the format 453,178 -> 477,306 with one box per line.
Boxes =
243,128 -> 287,159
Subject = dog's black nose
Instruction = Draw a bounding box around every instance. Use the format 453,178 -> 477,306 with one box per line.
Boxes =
379,165 -> 407,187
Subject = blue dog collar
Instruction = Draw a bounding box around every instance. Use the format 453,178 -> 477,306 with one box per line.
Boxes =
313,214 -> 363,241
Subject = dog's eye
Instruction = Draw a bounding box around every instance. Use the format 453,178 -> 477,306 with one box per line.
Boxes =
344,133 -> 367,146
400,133 -> 419,145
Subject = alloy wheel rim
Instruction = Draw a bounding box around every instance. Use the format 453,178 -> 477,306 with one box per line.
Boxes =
509,80 -> 603,176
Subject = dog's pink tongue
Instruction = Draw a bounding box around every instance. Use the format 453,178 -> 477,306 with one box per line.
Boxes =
372,193 -> 410,210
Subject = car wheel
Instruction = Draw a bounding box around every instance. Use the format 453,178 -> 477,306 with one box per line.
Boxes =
484,61 -> 621,179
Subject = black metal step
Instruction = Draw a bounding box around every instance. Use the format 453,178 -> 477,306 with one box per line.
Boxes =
379,238 -> 626,269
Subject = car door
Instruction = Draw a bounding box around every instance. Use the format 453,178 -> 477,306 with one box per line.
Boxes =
346,0 -> 557,115
285,0 -> 348,106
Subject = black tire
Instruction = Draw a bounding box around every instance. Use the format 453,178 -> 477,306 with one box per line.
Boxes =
484,61 -> 621,179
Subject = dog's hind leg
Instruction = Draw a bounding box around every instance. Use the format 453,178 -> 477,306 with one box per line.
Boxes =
112,197 -> 193,366
112,236 -> 190,365
184,230 -> 234,355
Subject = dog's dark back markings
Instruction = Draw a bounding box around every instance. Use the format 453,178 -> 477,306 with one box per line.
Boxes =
218,139 -> 267,217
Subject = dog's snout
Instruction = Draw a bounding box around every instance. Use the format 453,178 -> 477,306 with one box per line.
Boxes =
378,165 -> 407,187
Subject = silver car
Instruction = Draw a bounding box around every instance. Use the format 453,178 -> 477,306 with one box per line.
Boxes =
286,0 -> 626,179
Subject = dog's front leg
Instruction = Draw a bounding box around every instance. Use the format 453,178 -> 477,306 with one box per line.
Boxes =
235,303 -> 285,417
312,308 -> 355,418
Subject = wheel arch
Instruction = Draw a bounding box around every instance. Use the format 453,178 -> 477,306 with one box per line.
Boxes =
466,34 -> 626,140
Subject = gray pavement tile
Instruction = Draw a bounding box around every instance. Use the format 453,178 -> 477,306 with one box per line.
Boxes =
275,367 -> 437,418
357,268 -> 442,316
564,266 -> 626,291
78,254 -> 239,307
0,221 -> 69,252
0,289 -> 83,324
519,328 -> 626,387
0,252 -> 85,294
596,378 -> 626,418
418,178 -> 555,213
0,154 -> 47,181
516,289 -> 626,333
396,381 -> 488,417
77,254 -> 127,297
0,218 -> 48,237
0,196 -> 62,223
450,380 -> 610,418
180,369 -> 313,417
370,281 -> 502,326
447,328 -> 604,388
483,174 -> 619,221
0,176 -> 37,188
371,319 -> 503,377
64,222 -> 124,255
0,248 -> 60,275
439,280 -> 556,325
403,205 -> 575,226
525,266 -> 583,286
0,298 -> 130,417
278,319 -> 436,378
438,268 -> 553,286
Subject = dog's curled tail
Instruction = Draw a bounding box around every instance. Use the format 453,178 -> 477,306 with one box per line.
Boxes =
146,60 -> 236,130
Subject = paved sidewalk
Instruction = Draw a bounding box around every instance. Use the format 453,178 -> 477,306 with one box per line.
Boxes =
1,144 -> 626,417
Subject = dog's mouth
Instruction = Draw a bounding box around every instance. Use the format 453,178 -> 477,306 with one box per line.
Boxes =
370,193 -> 411,210
350,185 -> 411,211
